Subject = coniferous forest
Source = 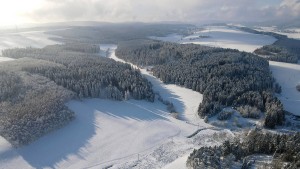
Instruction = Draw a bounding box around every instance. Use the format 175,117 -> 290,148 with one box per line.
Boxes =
116,40 -> 285,128
0,43 -> 154,146
187,130 -> 300,169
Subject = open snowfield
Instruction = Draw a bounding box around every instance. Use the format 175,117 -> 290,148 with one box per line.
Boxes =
162,154 -> 189,169
0,29 -> 62,62
151,26 -> 277,52
269,61 -> 300,116
0,29 -> 61,54
0,98 -> 215,169
0,57 -> 14,62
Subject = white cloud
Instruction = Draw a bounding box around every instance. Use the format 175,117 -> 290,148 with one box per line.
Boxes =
277,0 -> 300,18
16,0 -> 300,23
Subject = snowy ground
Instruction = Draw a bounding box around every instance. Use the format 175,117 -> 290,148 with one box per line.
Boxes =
0,29 -> 61,54
151,26 -> 277,52
0,97 -> 215,169
0,29 -> 62,62
269,61 -> 300,116
0,57 -> 14,62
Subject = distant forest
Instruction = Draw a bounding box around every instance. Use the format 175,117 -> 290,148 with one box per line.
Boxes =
116,40 -> 285,128
0,43 -> 154,146
238,26 -> 300,63
46,23 -> 194,44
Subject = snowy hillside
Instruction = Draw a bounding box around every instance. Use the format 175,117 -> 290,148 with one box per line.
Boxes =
0,97 -> 211,169
0,56 -> 14,62
269,61 -> 300,116
151,26 -> 277,52
0,29 -> 61,54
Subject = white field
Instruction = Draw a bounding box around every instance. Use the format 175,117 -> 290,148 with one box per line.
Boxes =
151,26 -> 277,53
0,57 -> 14,62
149,33 -> 183,43
0,29 -> 62,61
162,154 -> 189,169
0,30 -> 61,53
0,96 -> 215,169
269,61 -> 300,116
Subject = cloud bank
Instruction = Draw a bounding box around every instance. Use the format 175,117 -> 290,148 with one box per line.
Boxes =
23,0 -> 300,23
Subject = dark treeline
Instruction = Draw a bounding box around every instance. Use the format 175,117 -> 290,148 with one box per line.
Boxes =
274,38 -> 300,60
254,45 -> 298,63
0,43 -> 155,146
116,40 -> 285,128
238,26 -> 287,39
187,130 -> 300,169
238,26 -> 300,63
47,23 -> 194,44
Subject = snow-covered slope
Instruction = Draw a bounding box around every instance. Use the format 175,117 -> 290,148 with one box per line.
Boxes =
109,48 -> 205,126
0,29 -> 61,54
0,98 -> 203,169
151,26 -> 277,53
162,154 -> 189,169
0,57 -> 14,62
269,61 -> 300,116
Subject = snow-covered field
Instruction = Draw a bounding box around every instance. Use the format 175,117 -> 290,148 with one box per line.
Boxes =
162,154 -> 189,169
0,30 -> 61,53
151,26 -> 277,52
0,97 -> 214,169
269,61 -> 300,116
0,56 -> 14,62
0,29 -> 62,62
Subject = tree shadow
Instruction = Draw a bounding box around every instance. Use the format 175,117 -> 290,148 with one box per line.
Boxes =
10,97 -> 175,169
16,101 -> 97,169
142,72 -> 186,120
86,99 -> 170,122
